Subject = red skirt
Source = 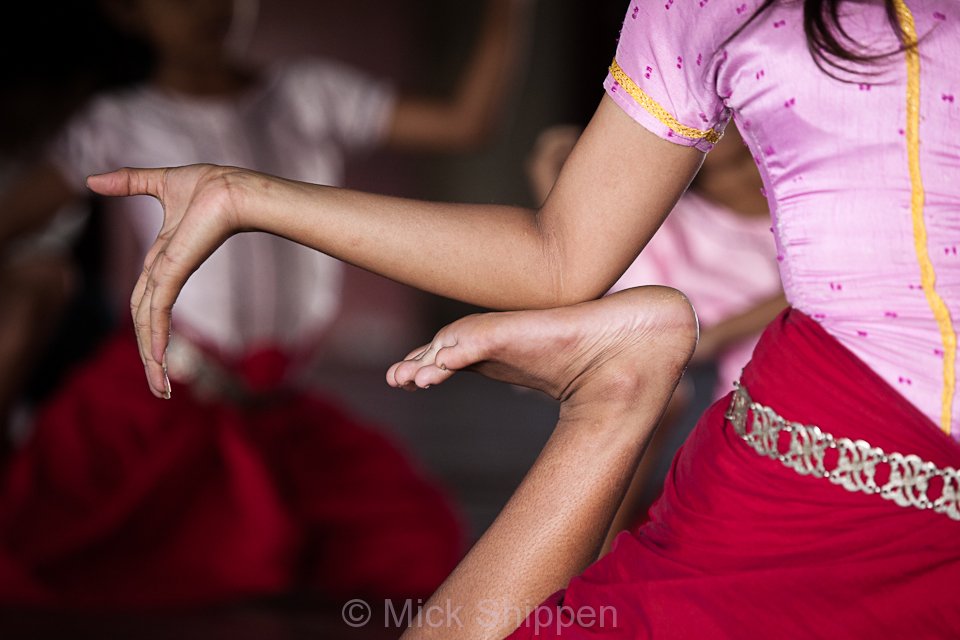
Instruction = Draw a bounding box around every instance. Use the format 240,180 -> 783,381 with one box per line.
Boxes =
509,308 -> 960,638
0,331 -> 462,609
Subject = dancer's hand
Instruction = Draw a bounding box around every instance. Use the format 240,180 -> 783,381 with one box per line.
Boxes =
87,164 -> 250,398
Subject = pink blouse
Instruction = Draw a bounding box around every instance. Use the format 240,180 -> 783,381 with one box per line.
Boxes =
604,0 -> 960,440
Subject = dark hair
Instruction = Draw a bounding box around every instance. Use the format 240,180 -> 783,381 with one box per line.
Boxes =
728,0 -> 911,79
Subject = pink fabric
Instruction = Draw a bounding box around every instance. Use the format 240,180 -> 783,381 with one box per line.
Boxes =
604,0 -> 960,439
608,191 -> 779,398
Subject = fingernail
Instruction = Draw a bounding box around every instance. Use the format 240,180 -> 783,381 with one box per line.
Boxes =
162,357 -> 171,399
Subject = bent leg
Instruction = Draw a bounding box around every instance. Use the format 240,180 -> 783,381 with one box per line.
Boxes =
389,286 -> 697,639
599,378 -> 691,554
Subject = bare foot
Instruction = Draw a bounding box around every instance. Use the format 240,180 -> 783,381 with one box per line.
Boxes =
387,286 -> 697,408
389,287 -> 697,640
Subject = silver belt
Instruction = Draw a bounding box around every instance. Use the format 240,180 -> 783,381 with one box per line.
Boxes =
725,383 -> 960,521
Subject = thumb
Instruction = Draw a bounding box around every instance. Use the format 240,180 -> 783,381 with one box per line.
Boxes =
86,167 -> 166,199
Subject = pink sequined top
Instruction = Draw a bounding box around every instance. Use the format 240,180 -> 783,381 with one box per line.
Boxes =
604,0 -> 960,440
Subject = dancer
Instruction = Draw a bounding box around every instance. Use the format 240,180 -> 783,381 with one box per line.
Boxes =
89,0 -> 960,636
0,0 -> 529,608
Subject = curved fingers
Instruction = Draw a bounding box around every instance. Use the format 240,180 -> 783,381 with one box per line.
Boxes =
93,164 -> 242,399
146,251 -> 179,364
133,268 -> 169,398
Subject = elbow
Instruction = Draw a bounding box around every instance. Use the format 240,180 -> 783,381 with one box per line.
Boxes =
539,244 -> 609,309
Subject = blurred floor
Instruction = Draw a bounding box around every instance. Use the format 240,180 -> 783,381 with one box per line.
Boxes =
0,362 -> 558,640
311,363 -> 560,541
0,604 -> 398,640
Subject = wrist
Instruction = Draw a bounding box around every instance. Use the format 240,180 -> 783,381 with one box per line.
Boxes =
218,167 -> 269,233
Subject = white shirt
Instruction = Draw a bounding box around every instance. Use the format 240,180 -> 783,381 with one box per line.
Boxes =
50,59 -> 395,362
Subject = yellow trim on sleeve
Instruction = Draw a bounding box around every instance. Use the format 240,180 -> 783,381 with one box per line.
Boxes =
894,0 -> 956,436
609,59 -> 722,144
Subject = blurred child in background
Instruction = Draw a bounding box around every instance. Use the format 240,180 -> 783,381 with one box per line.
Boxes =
0,0 -> 529,608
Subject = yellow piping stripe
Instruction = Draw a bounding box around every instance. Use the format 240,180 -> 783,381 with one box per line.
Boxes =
894,0 -> 956,435
609,59 -> 722,144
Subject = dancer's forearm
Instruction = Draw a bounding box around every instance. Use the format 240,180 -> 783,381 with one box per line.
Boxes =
233,173 -> 569,309
87,97 -> 704,398
231,98 -> 703,311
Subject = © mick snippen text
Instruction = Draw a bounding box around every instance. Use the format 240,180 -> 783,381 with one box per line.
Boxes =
341,597 -> 618,634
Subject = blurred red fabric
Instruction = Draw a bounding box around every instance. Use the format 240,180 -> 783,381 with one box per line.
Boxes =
0,331 -> 462,609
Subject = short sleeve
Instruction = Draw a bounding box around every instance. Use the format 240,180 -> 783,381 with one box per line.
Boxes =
282,58 -> 396,152
604,0 -> 742,152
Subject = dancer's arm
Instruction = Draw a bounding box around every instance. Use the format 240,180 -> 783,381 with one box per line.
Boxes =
87,96 -> 704,397
693,291 -> 787,363
387,0 -> 531,152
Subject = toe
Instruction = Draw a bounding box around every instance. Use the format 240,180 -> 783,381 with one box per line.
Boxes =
405,343 -> 431,361
386,360 -> 403,387
387,343 -> 431,387
434,341 -> 480,373
414,364 -> 456,388
391,358 -> 424,388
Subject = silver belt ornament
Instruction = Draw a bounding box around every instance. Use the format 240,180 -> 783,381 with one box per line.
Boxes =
725,383 -> 960,521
